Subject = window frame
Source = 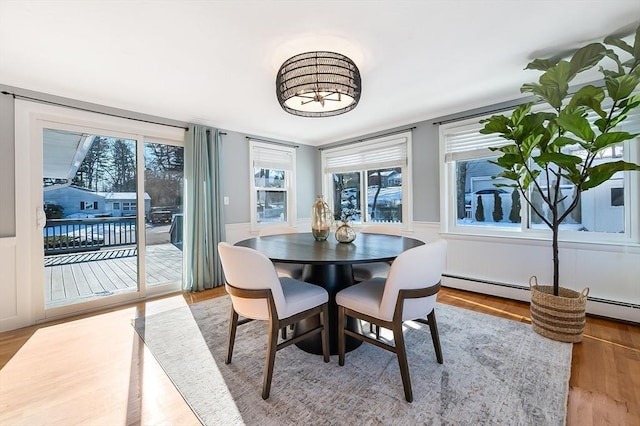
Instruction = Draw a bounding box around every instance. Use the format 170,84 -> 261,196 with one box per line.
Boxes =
321,132 -> 413,227
249,140 -> 297,230
439,114 -> 640,245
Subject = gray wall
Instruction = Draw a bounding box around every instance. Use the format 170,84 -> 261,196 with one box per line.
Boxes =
218,130 -> 319,223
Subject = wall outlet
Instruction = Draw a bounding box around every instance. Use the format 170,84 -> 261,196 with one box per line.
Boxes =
223,196 -> 229,205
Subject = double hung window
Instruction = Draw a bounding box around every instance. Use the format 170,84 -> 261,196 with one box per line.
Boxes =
321,132 -> 411,225
249,140 -> 296,227
440,108 -> 640,242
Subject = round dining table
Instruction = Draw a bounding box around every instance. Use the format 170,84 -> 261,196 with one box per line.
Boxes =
235,232 -> 424,355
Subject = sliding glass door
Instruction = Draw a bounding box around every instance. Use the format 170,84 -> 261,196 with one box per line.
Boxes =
42,129 -> 143,309
144,141 -> 184,289
19,100 -> 185,319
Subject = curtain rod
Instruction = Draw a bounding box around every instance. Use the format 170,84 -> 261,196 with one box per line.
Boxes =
318,127 -> 415,151
432,81 -> 607,126
1,90 -> 190,131
431,102 -> 535,126
245,136 -> 299,148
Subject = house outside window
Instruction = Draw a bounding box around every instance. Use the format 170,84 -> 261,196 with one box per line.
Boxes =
113,202 -> 120,210
439,107 -> 640,242
249,140 -> 296,228
122,202 -> 136,211
321,132 -> 412,225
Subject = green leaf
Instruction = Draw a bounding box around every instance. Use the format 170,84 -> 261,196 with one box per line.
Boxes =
490,144 -> 520,155
520,133 -> 544,158
552,136 -> 581,147
522,170 -> 540,190
605,74 -> 640,101
603,36 -> 633,55
525,59 -> 555,71
521,82 -> 563,109
583,161 -> 640,190
540,61 -> 572,99
556,112 -> 595,141
569,43 -> 606,77
567,85 -> 605,117
620,93 -> 640,111
494,154 -> 522,169
535,152 -> 582,168
510,103 -> 532,126
594,131 -> 638,150
480,115 -> 511,135
494,170 -> 520,182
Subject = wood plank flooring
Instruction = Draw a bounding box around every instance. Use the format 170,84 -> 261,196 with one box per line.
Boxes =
1,287 -> 638,425
44,243 -> 182,308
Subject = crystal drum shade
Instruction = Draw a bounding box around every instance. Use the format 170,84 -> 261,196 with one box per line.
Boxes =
276,51 -> 361,117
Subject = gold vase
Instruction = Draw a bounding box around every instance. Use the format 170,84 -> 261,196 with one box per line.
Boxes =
311,195 -> 332,241
335,223 -> 356,243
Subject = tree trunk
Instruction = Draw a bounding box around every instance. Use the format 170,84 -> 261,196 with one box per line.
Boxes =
552,223 -> 560,296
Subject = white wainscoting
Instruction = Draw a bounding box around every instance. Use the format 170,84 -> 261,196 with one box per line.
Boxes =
437,230 -> 640,323
0,237 -> 26,332
226,219 -> 638,323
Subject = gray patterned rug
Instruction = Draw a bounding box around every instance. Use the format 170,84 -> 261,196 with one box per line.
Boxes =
132,296 -> 572,425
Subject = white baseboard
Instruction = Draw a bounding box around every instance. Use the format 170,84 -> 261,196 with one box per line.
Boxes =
443,275 -> 639,324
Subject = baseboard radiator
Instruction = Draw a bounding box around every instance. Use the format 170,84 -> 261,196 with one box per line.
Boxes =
442,273 -> 639,323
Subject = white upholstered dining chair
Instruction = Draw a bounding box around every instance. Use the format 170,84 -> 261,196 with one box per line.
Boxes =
258,225 -> 304,280
351,224 -> 402,337
351,224 -> 402,282
218,242 -> 330,400
336,239 -> 447,402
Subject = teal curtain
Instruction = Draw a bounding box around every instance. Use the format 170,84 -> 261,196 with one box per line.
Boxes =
183,125 -> 225,291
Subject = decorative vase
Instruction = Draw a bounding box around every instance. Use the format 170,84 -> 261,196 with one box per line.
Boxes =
335,223 -> 356,243
529,276 -> 589,343
311,195 -> 332,241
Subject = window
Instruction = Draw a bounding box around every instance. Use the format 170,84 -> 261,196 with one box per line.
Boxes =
440,109 -> 640,242
122,202 -> 136,211
249,141 -> 296,228
113,202 -> 120,210
321,132 -> 412,225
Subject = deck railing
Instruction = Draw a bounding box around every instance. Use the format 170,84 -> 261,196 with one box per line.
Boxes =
44,217 -> 137,255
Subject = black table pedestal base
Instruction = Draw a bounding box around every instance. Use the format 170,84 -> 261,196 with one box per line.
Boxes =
294,263 -> 363,355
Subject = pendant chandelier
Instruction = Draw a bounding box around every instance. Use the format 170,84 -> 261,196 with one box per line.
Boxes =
276,51 -> 361,117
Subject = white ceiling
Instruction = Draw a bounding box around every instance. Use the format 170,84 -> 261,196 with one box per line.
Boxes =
1,1 -> 639,146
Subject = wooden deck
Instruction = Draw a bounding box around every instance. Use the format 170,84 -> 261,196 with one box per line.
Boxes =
44,243 -> 183,308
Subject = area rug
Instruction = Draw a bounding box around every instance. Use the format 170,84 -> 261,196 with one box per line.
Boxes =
133,296 -> 572,425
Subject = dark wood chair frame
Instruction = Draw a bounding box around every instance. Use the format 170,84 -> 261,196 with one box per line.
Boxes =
225,283 -> 330,400
337,282 -> 443,402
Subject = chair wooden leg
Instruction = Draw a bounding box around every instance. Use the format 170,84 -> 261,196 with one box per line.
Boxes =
262,319 -> 279,400
368,323 -> 381,339
226,307 -> 239,364
281,327 -> 288,340
427,310 -> 443,364
338,305 -> 346,366
393,322 -> 413,402
320,303 -> 330,363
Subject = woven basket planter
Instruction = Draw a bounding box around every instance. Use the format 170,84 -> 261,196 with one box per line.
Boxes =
529,276 -> 589,343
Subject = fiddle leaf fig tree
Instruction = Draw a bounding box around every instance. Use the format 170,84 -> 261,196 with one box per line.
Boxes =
480,25 -> 640,296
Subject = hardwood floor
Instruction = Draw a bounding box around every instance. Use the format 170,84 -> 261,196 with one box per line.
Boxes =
1,286 -> 638,425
